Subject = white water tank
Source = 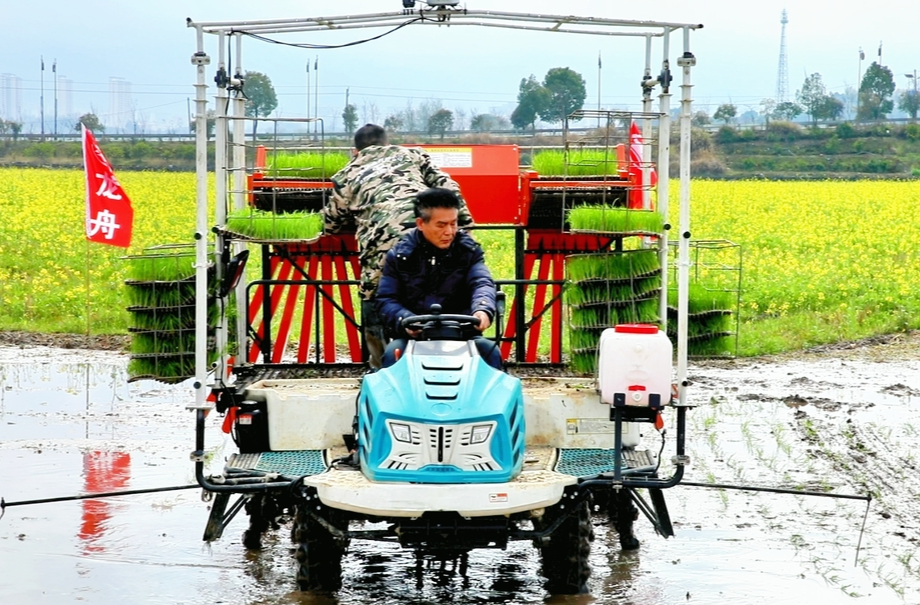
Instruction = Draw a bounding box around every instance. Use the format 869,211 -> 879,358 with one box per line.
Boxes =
598,324 -> 672,408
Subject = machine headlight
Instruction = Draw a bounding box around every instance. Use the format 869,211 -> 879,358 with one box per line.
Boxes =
470,424 -> 492,444
390,422 -> 412,443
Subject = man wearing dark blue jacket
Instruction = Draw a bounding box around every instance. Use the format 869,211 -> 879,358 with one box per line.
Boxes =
376,187 -> 501,369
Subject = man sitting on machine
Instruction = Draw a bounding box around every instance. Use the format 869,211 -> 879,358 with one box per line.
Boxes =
376,187 -> 502,370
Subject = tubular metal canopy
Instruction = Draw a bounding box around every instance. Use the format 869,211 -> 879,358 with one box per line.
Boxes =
188,9 -> 703,38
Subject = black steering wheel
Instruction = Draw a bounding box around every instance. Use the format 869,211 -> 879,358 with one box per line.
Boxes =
399,304 -> 480,340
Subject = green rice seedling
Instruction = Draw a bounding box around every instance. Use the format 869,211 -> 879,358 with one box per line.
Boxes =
690,311 -> 733,337
532,149 -> 620,177
128,307 -> 196,331
563,283 -> 590,306
687,334 -> 734,356
636,298 -> 660,323
130,330 -> 198,355
568,205 -> 664,234
569,326 -> 606,350
570,305 -> 613,328
128,355 -> 194,383
128,304 -> 219,335
567,250 -> 660,283
264,151 -> 350,178
668,283 -> 736,314
226,208 -> 323,241
126,248 -> 197,282
567,280 -> 657,305
569,349 -> 598,375
128,348 -> 218,383
125,282 -> 197,308
619,305 -> 640,324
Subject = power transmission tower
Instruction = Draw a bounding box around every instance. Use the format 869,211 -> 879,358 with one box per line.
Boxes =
776,9 -> 789,103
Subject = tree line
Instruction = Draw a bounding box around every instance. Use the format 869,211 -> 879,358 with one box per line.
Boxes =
702,62 -> 919,128
46,62 -> 920,140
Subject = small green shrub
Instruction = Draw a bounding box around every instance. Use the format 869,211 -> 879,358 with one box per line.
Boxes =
23,142 -> 56,159
691,155 -> 728,176
836,122 -> 856,138
716,125 -> 739,143
766,121 -> 802,140
129,141 -> 154,159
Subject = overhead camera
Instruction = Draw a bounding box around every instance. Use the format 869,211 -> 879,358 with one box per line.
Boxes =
402,0 -> 461,7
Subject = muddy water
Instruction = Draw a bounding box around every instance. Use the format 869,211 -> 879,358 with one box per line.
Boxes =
1,345 -> 917,604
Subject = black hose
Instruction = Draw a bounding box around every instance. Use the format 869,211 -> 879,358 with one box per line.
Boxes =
1,484 -> 201,519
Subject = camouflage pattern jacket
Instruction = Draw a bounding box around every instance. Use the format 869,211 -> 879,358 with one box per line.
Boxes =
323,145 -> 472,300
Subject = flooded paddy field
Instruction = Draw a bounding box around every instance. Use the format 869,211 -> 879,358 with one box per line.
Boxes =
0,336 -> 918,604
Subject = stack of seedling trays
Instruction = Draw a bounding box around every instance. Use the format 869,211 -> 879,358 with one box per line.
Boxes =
124,245 -> 216,383
528,150 -> 628,229
566,248 -> 662,375
565,205 -> 665,374
222,208 -> 323,242
252,151 -> 350,213
667,284 -> 736,357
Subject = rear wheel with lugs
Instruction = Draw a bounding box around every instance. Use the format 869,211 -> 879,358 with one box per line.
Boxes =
536,498 -> 595,594
293,501 -> 350,592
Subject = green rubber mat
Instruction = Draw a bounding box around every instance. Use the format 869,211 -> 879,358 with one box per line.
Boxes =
227,450 -> 327,477
555,448 -> 654,477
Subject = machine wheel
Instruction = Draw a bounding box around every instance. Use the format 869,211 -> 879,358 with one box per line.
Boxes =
242,495 -> 271,550
293,502 -> 349,592
608,488 -> 640,551
537,498 -> 594,594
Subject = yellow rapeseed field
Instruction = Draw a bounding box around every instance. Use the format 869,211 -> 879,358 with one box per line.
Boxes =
0,168 -> 205,333
0,167 -> 917,354
687,180 -> 920,353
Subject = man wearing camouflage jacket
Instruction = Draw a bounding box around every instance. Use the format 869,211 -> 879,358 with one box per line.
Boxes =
323,123 -> 472,367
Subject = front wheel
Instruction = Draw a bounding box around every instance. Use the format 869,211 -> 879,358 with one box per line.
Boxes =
536,497 -> 595,594
293,502 -> 350,592
608,488 -> 640,551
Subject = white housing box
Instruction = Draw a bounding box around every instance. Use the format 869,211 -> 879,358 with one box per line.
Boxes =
598,324 -> 672,408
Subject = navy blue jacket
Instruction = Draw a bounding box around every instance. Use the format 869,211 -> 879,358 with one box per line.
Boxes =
376,229 -> 496,337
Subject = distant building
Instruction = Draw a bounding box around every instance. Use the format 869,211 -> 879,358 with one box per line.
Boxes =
108,77 -> 132,133
0,74 -> 23,121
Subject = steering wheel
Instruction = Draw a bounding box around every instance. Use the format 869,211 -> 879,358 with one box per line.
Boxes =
399,304 -> 480,339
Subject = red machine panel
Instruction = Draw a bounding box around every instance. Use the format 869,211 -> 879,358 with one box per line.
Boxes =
417,144 -> 521,225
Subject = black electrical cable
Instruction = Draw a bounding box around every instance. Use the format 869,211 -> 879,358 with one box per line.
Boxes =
233,15 -> 429,50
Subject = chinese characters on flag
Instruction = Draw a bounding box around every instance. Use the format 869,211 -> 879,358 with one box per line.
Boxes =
83,125 -> 133,248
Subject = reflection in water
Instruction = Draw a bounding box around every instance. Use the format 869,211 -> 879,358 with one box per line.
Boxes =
1,348 -> 917,604
79,451 -> 132,554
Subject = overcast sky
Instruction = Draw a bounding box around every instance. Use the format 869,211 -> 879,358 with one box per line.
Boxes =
2,0 -> 918,133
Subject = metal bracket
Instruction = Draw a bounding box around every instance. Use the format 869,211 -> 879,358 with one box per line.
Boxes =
671,454 -> 691,466
191,51 -> 211,66
676,51 -> 696,68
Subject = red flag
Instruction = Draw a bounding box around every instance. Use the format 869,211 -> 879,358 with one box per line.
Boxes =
83,125 -> 133,248
627,122 -> 658,210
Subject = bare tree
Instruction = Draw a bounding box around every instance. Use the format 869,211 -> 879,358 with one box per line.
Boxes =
453,107 -> 467,131
416,99 -> 442,132
361,100 -> 380,125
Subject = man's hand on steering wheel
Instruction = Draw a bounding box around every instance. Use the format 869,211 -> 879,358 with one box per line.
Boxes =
473,310 -> 491,332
